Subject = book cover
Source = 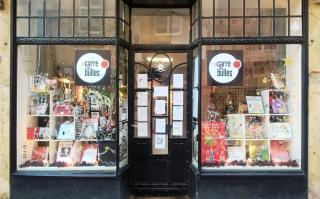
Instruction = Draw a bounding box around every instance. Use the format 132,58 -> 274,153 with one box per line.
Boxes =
226,114 -> 244,139
56,142 -> 74,165
270,140 -> 290,163
201,122 -> 227,164
81,118 -> 98,139
98,142 -> 116,166
246,96 -> 265,114
31,146 -> 48,163
80,143 -> 98,165
268,122 -> 293,139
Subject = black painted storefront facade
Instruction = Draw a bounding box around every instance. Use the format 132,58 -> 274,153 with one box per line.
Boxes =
10,0 -> 308,198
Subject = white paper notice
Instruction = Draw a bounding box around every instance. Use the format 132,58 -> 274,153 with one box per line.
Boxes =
172,106 -> 183,120
155,118 -> 166,133
155,100 -> 166,115
137,122 -> 148,137
137,74 -> 148,88
137,107 -> 148,121
172,121 -> 183,136
153,86 -> 168,97
173,91 -> 184,105
137,92 -> 148,106
173,74 -> 184,88
155,134 -> 166,149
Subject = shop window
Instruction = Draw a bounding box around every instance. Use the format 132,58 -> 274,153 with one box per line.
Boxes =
198,44 -> 302,170
201,0 -> 302,37
131,9 -> 190,44
16,0 -> 117,38
16,45 -> 128,172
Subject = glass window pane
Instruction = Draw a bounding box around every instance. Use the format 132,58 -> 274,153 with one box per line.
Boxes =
125,3 -> 130,22
260,18 -> 273,36
202,0 -> 213,17
245,0 -> 258,16
90,0 -> 103,16
131,9 -> 190,44
31,0 -> 44,16
245,18 -> 258,37
105,0 -> 115,16
17,45 -> 117,172
215,18 -> 228,37
215,0 -> 228,16
60,0 -> 73,16
60,18 -> 73,37
17,18 -> 29,37
200,44 -> 302,170
75,0 -> 88,16
45,18 -> 58,37
119,0 -> 124,19
30,18 -> 44,37
46,0 -> 59,17
230,0 -> 243,16
275,17 -> 288,36
290,0 -> 302,16
290,17 -> 302,36
230,18 -> 243,37
74,18 -> 88,37
275,0 -> 288,16
90,18 -> 103,37
104,18 -> 116,37
202,19 -> 213,37
17,0 -> 29,16
260,0 -> 273,16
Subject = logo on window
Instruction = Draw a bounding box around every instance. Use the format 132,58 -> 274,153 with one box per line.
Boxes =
75,50 -> 111,86
207,50 -> 243,86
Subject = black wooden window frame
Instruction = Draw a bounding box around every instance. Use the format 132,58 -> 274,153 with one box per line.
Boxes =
11,0 -> 131,177
190,0 -> 308,176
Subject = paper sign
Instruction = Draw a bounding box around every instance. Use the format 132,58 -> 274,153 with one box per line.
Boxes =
155,118 -> 166,133
137,92 -> 148,106
172,121 -> 183,136
155,100 -> 166,115
173,91 -> 184,105
173,74 -> 184,88
227,147 -> 245,161
153,86 -> 168,97
137,122 -> 148,137
137,107 -> 148,121
172,106 -> 183,120
155,134 -> 166,149
137,74 -> 148,88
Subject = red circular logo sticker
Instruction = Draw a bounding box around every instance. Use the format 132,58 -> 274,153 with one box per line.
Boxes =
101,60 -> 109,69
233,60 -> 242,68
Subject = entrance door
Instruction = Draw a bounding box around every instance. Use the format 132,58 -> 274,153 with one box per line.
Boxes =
130,52 -> 191,195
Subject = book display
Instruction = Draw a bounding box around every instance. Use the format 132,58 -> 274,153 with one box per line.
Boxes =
200,44 -> 302,170
17,46 -> 127,172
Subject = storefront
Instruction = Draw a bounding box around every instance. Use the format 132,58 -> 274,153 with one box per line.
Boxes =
11,0 -> 308,198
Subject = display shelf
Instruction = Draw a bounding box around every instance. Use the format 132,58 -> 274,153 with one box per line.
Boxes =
18,166 -> 116,171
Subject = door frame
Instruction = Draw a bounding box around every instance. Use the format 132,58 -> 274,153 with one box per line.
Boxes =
128,45 -> 193,196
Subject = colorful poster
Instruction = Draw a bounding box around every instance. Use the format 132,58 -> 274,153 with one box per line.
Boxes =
201,122 -> 227,164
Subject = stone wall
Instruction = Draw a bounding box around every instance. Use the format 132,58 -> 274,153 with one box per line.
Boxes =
308,1 -> 320,198
0,0 -> 10,198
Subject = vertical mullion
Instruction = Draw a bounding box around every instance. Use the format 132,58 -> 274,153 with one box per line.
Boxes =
58,0 -> 61,37
43,0 -> 46,37
88,0 -> 90,37
258,0 -> 260,36
273,0 -> 275,36
243,0 -> 246,37
213,0 -> 215,37
103,0 -> 105,37
28,0 -> 31,37
288,0 -> 290,36
73,0 -> 75,37
228,0 -> 230,37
